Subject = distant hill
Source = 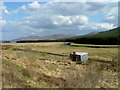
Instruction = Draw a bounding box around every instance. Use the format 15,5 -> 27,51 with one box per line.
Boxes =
16,27 -> 120,45
85,31 -> 99,36
59,27 -> 120,45
12,34 -> 74,42
88,27 -> 119,37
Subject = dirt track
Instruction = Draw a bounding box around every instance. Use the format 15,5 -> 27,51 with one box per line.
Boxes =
6,47 -> 117,72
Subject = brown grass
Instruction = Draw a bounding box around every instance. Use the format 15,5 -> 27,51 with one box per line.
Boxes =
1,42 -> 118,88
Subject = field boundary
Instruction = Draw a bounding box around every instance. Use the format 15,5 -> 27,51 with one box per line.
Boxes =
12,48 -> 68,57
70,44 -> 119,48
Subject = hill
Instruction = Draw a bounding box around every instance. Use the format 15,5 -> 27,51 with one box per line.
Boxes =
85,31 -> 99,35
59,27 -> 120,45
12,34 -> 74,42
16,27 -> 120,45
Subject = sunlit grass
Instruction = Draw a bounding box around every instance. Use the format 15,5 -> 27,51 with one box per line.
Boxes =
2,42 -> 118,88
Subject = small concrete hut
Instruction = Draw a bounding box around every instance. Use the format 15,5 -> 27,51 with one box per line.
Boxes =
70,52 -> 88,62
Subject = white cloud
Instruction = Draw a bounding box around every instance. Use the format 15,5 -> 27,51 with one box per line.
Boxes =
12,1 -> 40,14
11,2 -> 105,15
91,23 -> 115,30
52,15 -> 88,26
78,22 -> 116,32
0,2 -> 9,15
0,6 -> 6,31
2,2 -> 118,40
102,4 -> 118,26
0,1 -> 9,30
0,19 -> 6,27
52,15 -> 72,25
54,0 -> 119,2
11,2 -> 118,18
103,15 -> 118,24
28,1 -> 40,9
71,15 -> 88,25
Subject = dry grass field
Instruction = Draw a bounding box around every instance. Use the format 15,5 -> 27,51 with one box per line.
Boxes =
1,42 -> 119,88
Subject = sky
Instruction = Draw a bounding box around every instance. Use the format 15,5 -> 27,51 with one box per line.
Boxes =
0,1 -> 118,40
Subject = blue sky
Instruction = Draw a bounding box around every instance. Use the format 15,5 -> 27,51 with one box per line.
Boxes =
0,1 -> 118,40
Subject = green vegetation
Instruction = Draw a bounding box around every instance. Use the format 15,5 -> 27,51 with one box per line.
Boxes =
16,27 -> 120,45
60,27 -> 120,45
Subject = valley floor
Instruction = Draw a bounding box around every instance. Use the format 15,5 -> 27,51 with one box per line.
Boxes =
1,42 -> 119,88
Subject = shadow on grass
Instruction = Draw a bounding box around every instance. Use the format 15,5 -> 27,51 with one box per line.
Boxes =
70,45 -> 119,48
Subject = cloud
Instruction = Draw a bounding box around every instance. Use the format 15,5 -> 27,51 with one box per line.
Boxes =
2,14 -> 115,38
11,1 -> 118,20
2,19 -> 44,40
11,2 -> 106,15
0,2 -> 9,15
28,1 -> 40,9
89,23 -> 115,30
103,15 -> 118,25
17,14 -> 88,30
28,2 -> 117,16
77,22 -> 116,33
0,2 -> 9,29
52,15 -> 88,26
71,15 -> 88,25
86,2 -> 106,11
2,14 -> 88,35
55,0 -> 119,2
2,2 -> 118,40
102,4 -> 118,26
0,19 -> 6,27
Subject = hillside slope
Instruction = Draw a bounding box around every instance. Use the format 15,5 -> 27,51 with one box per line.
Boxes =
16,27 -> 120,45
12,34 -> 73,42
61,27 -> 120,45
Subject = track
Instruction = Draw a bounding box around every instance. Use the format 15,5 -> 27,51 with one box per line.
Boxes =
9,47 -> 118,71
12,48 -> 117,64
14,48 -> 68,57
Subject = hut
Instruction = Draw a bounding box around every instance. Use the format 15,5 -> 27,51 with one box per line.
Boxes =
70,52 -> 88,62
